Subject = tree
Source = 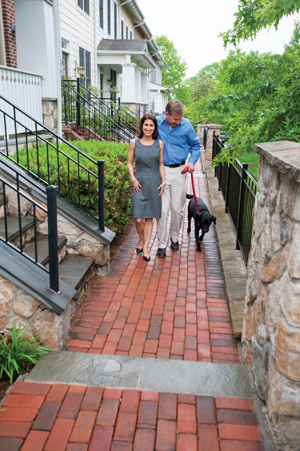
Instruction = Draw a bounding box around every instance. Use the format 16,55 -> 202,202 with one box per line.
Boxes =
155,35 -> 191,105
189,62 -> 220,101
221,0 -> 300,46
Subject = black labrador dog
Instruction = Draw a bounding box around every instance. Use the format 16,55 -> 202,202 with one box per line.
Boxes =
186,194 -> 216,252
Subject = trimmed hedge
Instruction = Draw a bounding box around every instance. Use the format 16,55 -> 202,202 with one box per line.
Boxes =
12,140 -> 131,233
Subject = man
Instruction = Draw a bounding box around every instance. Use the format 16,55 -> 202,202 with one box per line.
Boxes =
156,99 -> 201,258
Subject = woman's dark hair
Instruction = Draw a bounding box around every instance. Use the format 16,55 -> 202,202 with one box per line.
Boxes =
138,113 -> 158,139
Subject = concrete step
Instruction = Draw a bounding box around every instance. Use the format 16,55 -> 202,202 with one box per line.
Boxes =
59,255 -> 94,290
22,235 -> 67,266
26,352 -> 253,399
0,215 -> 34,242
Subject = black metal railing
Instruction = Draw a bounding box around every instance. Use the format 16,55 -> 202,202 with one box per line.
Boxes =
0,95 -> 105,231
212,132 -> 257,265
203,127 -> 207,150
62,79 -> 139,142
0,156 -> 59,292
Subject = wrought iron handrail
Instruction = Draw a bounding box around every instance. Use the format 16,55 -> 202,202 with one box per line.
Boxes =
0,95 -> 105,231
61,81 -> 136,143
62,79 -> 139,140
211,131 -> 257,265
0,156 -> 59,292
75,81 -> 140,124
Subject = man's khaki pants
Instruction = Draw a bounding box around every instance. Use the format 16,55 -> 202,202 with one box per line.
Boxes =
157,165 -> 187,249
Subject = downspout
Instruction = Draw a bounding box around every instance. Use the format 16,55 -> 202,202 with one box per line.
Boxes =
53,0 -> 62,136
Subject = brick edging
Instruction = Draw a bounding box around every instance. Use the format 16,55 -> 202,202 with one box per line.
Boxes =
204,159 -> 247,339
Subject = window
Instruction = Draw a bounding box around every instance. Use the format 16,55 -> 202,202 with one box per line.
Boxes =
99,0 -> 103,28
61,39 -> 70,77
79,47 -> 91,89
107,0 -> 111,35
114,2 -> 117,39
121,20 -> 124,39
78,0 -> 89,15
130,29 -> 132,39
126,25 -> 128,39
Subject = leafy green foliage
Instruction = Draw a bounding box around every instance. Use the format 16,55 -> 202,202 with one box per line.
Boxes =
220,0 -> 300,46
188,22 -> 300,173
12,141 -> 131,233
0,323 -> 51,384
155,35 -> 192,105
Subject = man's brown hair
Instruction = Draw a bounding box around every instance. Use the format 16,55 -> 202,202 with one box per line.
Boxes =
165,99 -> 185,115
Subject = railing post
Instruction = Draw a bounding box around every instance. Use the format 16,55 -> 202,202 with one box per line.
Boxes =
236,163 -> 248,250
218,137 -> 222,192
213,132 -> 217,177
47,185 -> 59,293
225,163 -> 230,213
76,77 -> 81,127
97,160 -> 105,232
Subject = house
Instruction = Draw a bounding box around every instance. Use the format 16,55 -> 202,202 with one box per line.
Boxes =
0,0 -> 61,136
0,0 -> 169,140
59,0 -> 169,116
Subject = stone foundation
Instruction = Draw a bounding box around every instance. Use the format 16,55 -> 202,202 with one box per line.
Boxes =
242,141 -> 300,450
42,98 -> 58,133
0,276 -> 71,350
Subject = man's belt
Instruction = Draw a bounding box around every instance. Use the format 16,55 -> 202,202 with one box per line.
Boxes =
164,161 -> 185,168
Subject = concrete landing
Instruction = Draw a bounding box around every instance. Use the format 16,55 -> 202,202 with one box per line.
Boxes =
27,351 -> 253,399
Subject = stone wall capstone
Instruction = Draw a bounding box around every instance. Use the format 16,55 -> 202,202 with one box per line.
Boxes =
242,141 -> 300,450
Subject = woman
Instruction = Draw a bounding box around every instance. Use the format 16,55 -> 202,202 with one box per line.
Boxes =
128,114 -> 165,262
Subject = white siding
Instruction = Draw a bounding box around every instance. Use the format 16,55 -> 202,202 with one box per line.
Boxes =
60,0 -> 96,85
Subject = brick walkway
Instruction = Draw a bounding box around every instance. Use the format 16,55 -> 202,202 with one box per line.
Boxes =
0,159 -> 265,450
68,160 -> 238,364
0,381 -> 263,451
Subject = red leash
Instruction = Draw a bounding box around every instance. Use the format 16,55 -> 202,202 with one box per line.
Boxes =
181,167 -> 199,213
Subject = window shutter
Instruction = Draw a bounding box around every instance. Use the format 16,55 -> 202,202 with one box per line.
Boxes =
107,0 -> 111,35
100,0 -> 103,28
114,2 -> 117,39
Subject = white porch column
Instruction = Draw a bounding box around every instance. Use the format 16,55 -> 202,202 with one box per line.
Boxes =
135,68 -> 142,105
155,93 -> 164,115
141,72 -> 149,106
121,63 -> 136,104
14,0 -> 57,99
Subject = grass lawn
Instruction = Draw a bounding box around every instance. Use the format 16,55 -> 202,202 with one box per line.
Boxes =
235,149 -> 259,180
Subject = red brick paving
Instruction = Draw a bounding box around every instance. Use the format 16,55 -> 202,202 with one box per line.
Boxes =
68,160 -> 238,364
0,381 -> 263,450
0,162 -> 264,450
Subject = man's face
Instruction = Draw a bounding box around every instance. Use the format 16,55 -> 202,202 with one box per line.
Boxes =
165,112 -> 183,127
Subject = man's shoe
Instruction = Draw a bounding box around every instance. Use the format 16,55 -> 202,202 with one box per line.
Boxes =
170,239 -> 179,251
156,248 -> 166,258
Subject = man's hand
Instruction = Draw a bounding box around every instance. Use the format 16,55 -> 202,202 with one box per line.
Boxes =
186,163 -> 195,173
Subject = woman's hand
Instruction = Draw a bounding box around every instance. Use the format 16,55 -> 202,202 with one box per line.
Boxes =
132,179 -> 141,193
158,182 -> 166,197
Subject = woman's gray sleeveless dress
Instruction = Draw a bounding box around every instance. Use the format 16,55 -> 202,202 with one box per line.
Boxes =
131,138 -> 162,219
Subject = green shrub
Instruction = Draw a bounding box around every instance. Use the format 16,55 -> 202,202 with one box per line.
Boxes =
0,323 -> 52,383
12,140 -> 131,233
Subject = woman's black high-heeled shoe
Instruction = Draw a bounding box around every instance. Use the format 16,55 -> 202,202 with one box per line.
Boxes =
143,255 -> 150,262
136,248 -> 143,255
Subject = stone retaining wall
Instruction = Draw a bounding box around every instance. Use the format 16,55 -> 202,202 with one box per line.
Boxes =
0,277 -> 71,350
242,141 -> 300,450
0,182 -> 110,349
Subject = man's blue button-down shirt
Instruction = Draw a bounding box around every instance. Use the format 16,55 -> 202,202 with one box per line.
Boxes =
157,112 -> 201,166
